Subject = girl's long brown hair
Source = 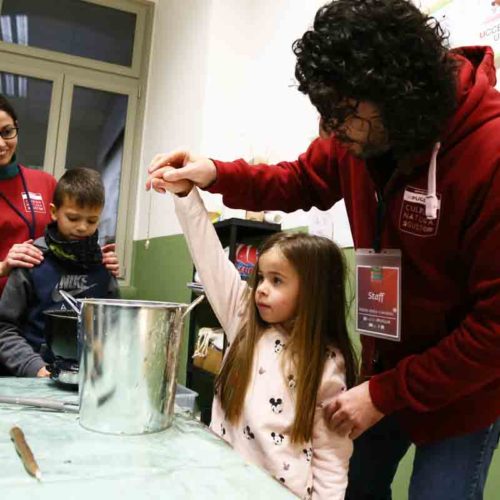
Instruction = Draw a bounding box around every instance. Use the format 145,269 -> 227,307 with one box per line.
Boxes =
215,232 -> 357,444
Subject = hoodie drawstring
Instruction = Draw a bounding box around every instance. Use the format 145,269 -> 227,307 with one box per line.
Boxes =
425,142 -> 441,220
372,141 -> 441,251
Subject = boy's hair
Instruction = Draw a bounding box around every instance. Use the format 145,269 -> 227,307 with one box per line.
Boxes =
292,0 -> 457,156
215,231 -> 358,444
53,167 -> 105,209
0,94 -> 18,123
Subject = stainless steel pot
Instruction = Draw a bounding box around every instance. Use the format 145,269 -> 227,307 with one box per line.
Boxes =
61,294 -> 204,435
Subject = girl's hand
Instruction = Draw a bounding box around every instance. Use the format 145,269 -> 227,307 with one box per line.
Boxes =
146,166 -> 194,196
324,381 -> 384,439
0,240 -> 43,277
101,243 -> 120,277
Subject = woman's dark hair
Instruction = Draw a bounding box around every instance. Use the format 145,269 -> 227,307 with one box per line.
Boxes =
0,94 -> 18,123
53,167 -> 105,208
293,0 -> 458,156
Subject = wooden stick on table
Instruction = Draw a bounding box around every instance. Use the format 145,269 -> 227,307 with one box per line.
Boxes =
10,426 -> 42,481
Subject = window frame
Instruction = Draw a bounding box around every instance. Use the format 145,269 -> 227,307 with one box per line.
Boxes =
0,0 -> 150,78
54,69 -> 140,282
0,52 -> 65,170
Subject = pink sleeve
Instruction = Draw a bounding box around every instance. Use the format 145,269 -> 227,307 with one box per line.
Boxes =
311,357 -> 353,500
174,188 -> 248,342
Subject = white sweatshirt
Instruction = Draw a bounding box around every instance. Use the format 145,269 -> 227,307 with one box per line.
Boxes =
175,188 -> 352,500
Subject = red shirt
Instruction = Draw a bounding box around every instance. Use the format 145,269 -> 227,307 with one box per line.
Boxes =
0,165 -> 56,294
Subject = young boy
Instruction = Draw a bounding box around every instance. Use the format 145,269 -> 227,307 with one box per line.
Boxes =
0,167 -> 119,377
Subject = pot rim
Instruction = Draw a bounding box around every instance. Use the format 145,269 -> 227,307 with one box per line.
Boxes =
80,298 -> 189,309
43,309 -> 79,318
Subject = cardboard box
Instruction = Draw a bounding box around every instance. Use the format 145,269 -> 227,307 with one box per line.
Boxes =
193,345 -> 222,374
245,210 -> 264,222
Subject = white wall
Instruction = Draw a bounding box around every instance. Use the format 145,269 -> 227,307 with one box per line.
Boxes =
134,0 -> 213,241
135,0 -> 353,246
417,0 -> 500,73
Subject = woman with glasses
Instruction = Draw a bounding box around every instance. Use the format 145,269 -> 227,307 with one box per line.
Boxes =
0,95 -> 119,298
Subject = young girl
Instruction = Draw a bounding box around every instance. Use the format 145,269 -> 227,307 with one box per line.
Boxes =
150,177 -> 356,500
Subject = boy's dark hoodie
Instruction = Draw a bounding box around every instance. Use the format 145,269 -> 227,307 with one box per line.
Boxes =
0,222 -> 118,376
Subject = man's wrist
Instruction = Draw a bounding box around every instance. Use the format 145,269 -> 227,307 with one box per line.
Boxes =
203,159 -> 218,190
369,370 -> 405,415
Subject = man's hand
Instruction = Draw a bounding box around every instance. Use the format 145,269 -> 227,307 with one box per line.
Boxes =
147,166 -> 193,196
101,243 -> 120,277
146,150 -> 217,193
0,240 -> 43,277
324,381 -> 384,439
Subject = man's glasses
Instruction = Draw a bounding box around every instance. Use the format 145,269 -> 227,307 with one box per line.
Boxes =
0,126 -> 19,140
322,110 -> 381,135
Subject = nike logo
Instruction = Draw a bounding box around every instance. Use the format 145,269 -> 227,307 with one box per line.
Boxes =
52,283 -> 98,303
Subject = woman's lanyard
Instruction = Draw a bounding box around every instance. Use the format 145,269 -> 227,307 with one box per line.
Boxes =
0,166 -> 37,240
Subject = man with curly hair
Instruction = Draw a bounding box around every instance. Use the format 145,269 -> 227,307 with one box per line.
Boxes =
147,0 -> 500,498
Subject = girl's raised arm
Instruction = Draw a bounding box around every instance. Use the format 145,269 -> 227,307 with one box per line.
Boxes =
174,187 -> 248,342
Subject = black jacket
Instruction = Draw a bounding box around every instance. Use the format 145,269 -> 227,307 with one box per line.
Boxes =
0,236 -> 118,376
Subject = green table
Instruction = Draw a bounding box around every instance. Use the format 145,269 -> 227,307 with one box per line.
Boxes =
0,378 -> 295,499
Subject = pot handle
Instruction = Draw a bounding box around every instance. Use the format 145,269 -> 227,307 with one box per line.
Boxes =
181,294 -> 205,320
58,290 -> 82,315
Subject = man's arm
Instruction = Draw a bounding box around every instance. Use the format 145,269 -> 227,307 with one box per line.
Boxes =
209,137 -> 343,212
0,269 -> 46,377
147,138 -> 344,213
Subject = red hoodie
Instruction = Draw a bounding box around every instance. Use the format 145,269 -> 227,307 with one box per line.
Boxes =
0,166 -> 56,294
209,46 -> 500,444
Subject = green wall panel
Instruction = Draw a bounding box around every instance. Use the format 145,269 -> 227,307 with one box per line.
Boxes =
128,235 -> 193,384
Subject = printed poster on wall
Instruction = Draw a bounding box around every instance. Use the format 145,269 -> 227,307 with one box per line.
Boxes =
423,0 -> 500,87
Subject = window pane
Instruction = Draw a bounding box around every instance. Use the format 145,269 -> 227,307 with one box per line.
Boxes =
66,86 -> 128,245
1,0 -> 136,67
0,71 -> 52,169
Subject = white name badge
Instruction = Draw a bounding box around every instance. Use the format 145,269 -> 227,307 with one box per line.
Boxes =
22,192 -> 46,213
355,249 -> 401,342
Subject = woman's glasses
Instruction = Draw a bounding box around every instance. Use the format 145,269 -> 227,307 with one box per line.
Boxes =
0,126 -> 19,140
